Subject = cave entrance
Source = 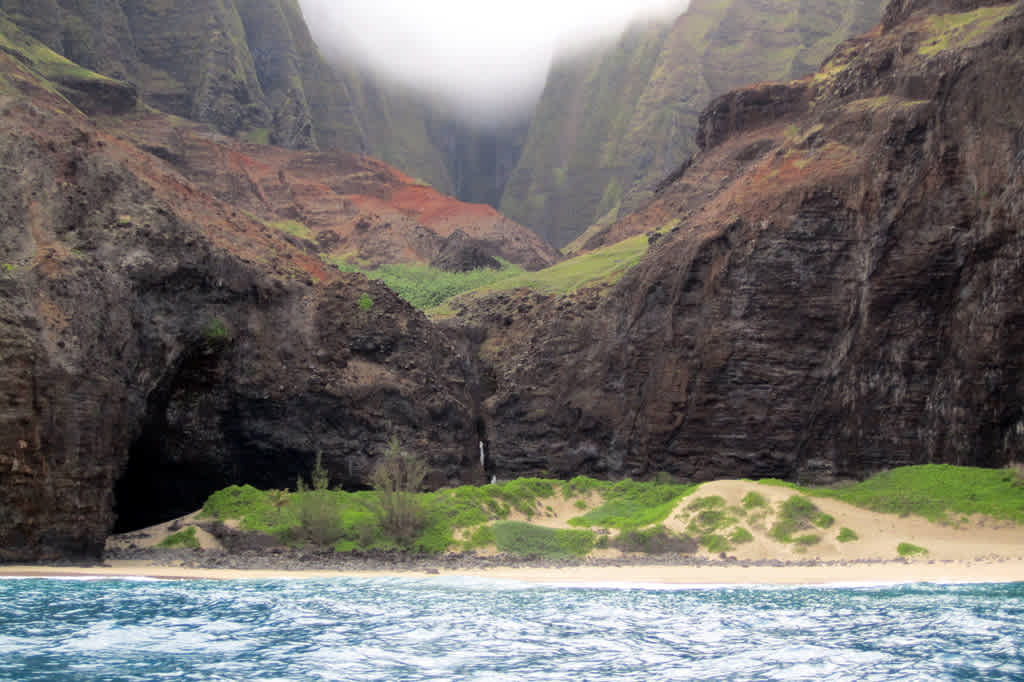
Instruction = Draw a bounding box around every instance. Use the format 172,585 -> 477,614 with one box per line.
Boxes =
112,429 -> 230,534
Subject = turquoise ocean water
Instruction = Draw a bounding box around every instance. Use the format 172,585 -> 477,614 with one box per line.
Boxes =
0,577 -> 1022,680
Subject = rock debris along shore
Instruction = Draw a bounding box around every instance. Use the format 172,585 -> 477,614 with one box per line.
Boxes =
103,545 -> 979,574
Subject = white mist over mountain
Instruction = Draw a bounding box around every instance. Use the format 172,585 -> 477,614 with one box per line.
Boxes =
298,0 -> 688,124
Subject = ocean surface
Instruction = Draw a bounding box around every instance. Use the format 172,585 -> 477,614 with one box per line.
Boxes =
0,577 -> 1022,681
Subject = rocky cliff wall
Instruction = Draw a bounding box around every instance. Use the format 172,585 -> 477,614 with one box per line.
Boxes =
460,0 -> 1024,483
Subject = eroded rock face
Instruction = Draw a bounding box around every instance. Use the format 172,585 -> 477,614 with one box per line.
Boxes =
0,60 -> 480,561
458,0 -> 1024,483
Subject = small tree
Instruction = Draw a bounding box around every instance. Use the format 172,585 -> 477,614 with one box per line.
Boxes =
311,451 -> 330,491
370,437 -> 428,546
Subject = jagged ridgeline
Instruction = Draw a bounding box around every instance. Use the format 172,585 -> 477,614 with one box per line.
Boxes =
499,0 -> 885,246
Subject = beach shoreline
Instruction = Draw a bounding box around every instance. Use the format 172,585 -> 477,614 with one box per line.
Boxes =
3,556 -> 1023,586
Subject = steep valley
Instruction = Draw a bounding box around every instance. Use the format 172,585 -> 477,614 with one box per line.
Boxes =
0,0 -> 1022,563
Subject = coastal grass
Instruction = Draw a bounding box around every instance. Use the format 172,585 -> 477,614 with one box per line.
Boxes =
567,478 -> 696,529
762,464 -> 1024,524
491,521 -> 595,558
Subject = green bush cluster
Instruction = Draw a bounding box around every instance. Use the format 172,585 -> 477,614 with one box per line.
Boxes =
770,495 -> 824,544
569,479 -> 696,529
158,526 -> 199,550
897,542 -> 928,557
611,525 -> 697,554
837,527 -> 859,542
491,521 -> 595,558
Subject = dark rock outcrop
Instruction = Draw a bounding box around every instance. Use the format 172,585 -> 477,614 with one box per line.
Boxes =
430,230 -> 501,273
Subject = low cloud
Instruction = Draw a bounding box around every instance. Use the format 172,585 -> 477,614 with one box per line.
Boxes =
299,0 -> 688,124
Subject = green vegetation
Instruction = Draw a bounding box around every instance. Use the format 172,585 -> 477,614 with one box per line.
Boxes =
358,293 -> 373,311
700,534 -> 731,553
467,235 -> 650,298
202,317 -> 230,342
243,128 -> 271,145
568,478 -> 695,529
688,495 -> 726,511
837,527 -> 859,543
1,264 -> 15,273
197,465 -> 1021,558
770,495 -> 827,543
763,464 -> 1024,524
897,542 -> 929,557
268,220 -> 313,241
729,527 -> 754,544
919,5 -> 1015,56
462,524 -> 495,551
158,526 -> 199,550
328,257 -> 525,309
370,438 -> 429,545
492,521 -> 595,558
814,512 -> 835,529
0,16 -> 122,88
612,525 -> 696,554
742,491 -> 769,509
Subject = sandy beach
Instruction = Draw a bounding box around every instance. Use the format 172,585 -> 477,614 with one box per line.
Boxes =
2,557 -> 1023,586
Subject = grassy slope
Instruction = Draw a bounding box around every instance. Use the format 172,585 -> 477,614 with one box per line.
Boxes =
197,465 -> 1024,559
761,464 -> 1024,524
325,233 -> 651,312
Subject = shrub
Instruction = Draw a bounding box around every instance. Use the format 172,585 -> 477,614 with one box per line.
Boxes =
742,491 -> 768,509
492,521 -> 594,558
837,527 -> 859,542
462,524 -> 495,551
371,438 -> 428,546
612,525 -> 698,554
897,542 -> 928,557
294,490 -> 344,546
561,475 -> 610,498
700,534 -> 730,553
688,495 -> 726,511
496,478 -> 555,517
310,452 -> 330,491
202,317 -> 230,342
771,495 -> 832,543
814,512 -> 835,529
358,293 -> 373,311
158,526 -> 199,550
729,527 -> 754,544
